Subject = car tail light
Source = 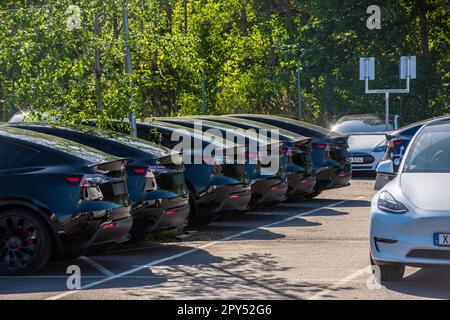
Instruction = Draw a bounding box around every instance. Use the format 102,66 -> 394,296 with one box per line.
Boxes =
313,143 -> 327,150
101,223 -> 118,230
165,209 -> 177,215
78,174 -> 108,201
141,167 -> 158,192
313,143 -> 331,159
133,168 -> 147,174
229,194 -> 241,199
245,153 -> 258,159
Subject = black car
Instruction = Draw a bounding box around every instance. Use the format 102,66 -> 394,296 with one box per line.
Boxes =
228,114 -> 351,198
112,121 -> 252,225
166,116 -> 316,199
157,117 -> 289,206
0,126 -> 132,275
9,123 -> 190,239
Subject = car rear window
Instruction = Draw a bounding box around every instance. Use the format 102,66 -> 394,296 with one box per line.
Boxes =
0,127 -> 117,165
334,118 -> 394,134
0,141 -> 39,168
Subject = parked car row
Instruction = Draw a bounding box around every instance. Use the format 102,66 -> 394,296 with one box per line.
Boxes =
1,113 -> 352,275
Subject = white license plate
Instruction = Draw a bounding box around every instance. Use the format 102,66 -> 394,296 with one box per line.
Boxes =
349,157 -> 364,163
434,233 -> 450,246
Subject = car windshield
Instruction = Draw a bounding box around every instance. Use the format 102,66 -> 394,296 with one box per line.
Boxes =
404,122 -> 450,173
333,116 -> 394,134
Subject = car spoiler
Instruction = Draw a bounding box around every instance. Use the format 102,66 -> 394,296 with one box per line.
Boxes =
158,151 -> 184,166
90,159 -> 129,174
293,137 -> 312,146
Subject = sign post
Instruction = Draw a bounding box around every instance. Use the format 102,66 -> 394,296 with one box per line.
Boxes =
359,56 -> 416,131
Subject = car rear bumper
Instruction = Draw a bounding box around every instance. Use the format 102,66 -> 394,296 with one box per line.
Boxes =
221,184 -> 252,212
315,166 -> 351,191
58,205 -> 133,256
286,173 -> 316,197
371,207 -> 450,267
250,177 -> 288,206
196,183 -> 252,218
157,200 -> 190,231
131,194 -> 190,236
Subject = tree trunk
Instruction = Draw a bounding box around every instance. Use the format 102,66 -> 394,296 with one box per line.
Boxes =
93,14 -> 103,110
417,0 -> 430,58
240,0 -> 250,36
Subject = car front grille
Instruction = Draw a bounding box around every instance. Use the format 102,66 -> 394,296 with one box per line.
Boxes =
407,249 -> 450,260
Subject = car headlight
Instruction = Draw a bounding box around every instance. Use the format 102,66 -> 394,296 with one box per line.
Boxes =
377,191 -> 408,214
373,145 -> 386,153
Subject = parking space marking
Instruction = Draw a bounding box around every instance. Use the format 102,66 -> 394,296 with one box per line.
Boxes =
307,265 -> 371,300
78,256 -> 115,277
46,197 -> 364,300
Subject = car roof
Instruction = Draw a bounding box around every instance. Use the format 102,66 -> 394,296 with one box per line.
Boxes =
389,115 -> 450,136
195,116 -> 310,143
139,120 -> 241,149
336,114 -> 394,121
157,117 -> 281,145
0,125 -> 118,165
228,114 -> 336,138
11,123 -> 173,161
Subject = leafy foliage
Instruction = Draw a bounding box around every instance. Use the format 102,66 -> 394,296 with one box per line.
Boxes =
0,0 -> 448,126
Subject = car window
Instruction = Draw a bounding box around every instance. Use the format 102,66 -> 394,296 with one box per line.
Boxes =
334,118 -> 394,134
404,124 -> 450,173
0,141 -> 40,169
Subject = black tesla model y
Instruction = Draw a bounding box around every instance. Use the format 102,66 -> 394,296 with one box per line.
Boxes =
0,126 -> 132,275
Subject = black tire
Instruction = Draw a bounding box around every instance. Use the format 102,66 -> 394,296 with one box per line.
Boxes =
0,208 -> 53,276
304,190 -> 322,199
370,255 -> 405,282
378,264 -> 405,282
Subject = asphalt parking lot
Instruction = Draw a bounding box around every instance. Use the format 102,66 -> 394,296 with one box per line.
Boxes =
2,173 -> 450,300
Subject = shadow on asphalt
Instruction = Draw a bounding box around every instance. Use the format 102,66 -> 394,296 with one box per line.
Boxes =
113,252 -> 352,299
384,267 -> 450,299
351,171 -> 377,180
0,245 -> 221,296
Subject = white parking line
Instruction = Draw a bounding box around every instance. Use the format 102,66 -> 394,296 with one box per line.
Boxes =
46,197 -> 364,300
307,266 -> 372,300
78,256 -> 115,277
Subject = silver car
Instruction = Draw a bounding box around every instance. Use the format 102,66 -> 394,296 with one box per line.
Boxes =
370,116 -> 450,281
332,114 -> 399,171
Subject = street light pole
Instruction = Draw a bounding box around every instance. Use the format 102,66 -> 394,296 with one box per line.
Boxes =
122,3 -> 137,137
296,63 -> 302,120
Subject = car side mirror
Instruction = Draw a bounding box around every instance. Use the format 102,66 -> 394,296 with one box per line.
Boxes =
376,160 -> 394,175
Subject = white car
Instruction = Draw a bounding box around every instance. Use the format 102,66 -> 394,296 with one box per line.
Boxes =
332,114 -> 399,171
370,116 -> 450,281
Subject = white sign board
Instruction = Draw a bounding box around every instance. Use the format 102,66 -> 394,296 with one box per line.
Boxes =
400,56 -> 416,79
359,57 -> 375,80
